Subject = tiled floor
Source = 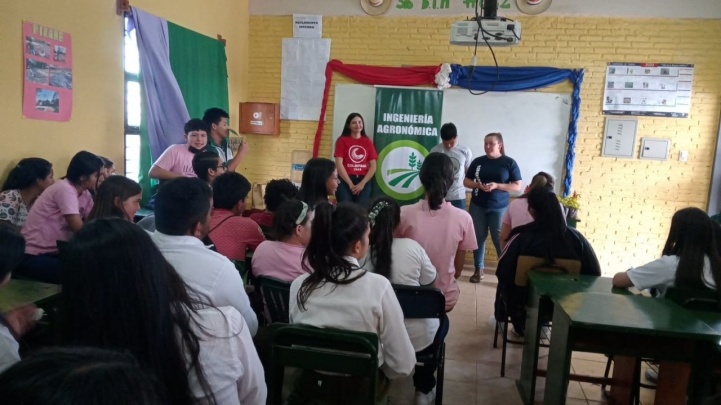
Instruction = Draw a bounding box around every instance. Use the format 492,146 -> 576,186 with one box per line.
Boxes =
387,267 -> 659,405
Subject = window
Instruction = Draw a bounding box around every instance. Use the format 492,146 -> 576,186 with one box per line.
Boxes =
124,17 -> 141,182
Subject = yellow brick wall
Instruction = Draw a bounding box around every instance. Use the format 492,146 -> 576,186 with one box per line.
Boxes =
244,15 -> 721,274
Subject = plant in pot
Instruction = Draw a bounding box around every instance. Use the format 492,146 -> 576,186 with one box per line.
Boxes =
558,191 -> 580,220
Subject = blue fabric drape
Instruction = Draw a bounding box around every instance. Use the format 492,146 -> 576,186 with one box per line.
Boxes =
449,65 -> 584,197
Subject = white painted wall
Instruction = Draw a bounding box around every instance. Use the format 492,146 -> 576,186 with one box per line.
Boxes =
251,0 -> 721,19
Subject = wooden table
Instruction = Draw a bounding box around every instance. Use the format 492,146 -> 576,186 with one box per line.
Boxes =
517,273 -> 631,404
544,292 -> 720,405
0,279 -> 61,312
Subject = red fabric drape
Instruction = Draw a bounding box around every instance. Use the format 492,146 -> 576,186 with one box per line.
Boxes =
313,59 -> 440,157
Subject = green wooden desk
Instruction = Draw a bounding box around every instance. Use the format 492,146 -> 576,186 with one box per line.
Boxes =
0,279 -> 60,313
544,292 -> 720,405
518,274 -> 631,405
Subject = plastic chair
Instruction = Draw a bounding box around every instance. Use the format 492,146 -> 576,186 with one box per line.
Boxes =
392,284 -> 447,405
256,276 -> 292,324
268,324 -> 379,405
494,255 -> 581,377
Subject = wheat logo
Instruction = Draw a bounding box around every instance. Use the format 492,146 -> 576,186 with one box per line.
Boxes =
376,140 -> 429,200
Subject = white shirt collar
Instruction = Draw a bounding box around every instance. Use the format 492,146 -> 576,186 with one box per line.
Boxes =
152,231 -> 205,247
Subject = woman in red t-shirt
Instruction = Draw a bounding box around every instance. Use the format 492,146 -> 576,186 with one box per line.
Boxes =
333,113 -> 378,207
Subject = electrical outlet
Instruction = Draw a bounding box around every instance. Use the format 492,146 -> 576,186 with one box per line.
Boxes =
679,150 -> 688,162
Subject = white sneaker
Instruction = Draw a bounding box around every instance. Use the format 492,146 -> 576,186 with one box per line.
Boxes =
414,388 -> 436,405
540,326 -> 552,340
487,315 -> 499,330
645,368 -> 658,384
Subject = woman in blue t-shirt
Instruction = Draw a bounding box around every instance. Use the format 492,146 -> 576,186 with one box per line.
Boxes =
463,133 -> 522,283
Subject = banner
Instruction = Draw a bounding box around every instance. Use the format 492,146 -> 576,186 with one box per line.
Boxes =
22,21 -> 72,121
373,87 -> 443,204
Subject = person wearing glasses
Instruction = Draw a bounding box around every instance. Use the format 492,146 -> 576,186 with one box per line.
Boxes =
192,151 -> 227,186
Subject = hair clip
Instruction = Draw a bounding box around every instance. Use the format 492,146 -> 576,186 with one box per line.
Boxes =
368,201 -> 389,227
295,201 -> 309,225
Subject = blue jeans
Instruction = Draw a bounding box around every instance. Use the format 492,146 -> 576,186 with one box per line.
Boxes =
413,313 -> 450,394
16,254 -> 61,284
336,175 -> 372,208
469,203 -> 507,270
448,199 -> 467,210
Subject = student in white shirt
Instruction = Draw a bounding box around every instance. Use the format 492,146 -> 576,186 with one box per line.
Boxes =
59,219 -> 266,405
150,177 -> 258,336
289,202 -> 416,404
364,197 -> 444,405
0,225 -> 38,373
613,207 -> 721,297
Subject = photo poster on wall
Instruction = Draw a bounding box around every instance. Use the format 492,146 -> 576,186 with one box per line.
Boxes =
22,21 -> 73,121
602,62 -> 693,118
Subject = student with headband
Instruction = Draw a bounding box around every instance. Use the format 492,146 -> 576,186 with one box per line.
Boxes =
252,199 -> 313,281
364,197 -> 444,404
289,202 -> 415,404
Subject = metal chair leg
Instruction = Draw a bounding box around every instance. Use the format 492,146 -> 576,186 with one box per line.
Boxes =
601,355 -> 613,391
435,343 -> 445,405
501,316 -> 509,377
493,319 -> 499,348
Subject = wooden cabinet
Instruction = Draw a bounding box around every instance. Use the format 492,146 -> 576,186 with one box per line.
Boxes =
239,102 -> 280,135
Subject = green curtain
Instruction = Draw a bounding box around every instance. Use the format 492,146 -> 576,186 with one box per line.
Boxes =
136,22 -> 229,206
167,22 -> 230,119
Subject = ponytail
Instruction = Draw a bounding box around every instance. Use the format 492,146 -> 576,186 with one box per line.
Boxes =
368,198 -> 401,280
298,202 -> 369,310
419,153 -> 454,210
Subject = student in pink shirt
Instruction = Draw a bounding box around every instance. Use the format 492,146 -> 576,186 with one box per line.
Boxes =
18,151 -> 104,283
251,199 -> 313,282
398,153 -> 477,312
499,172 -> 556,251
148,119 -> 209,181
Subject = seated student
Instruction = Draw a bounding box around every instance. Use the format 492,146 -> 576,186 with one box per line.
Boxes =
289,203 -> 415,404
0,158 -> 55,229
0,347 -> 168,405
209,172 -> 265,261
87,176 -> 142,221
252,199 -> 312,281
613,207 -> 721,297
96,156 -> 116,189
398,153 -> 477,312
18,151 -> 103,283
60,219 -> 266,405
203,107 -> 250,172
364,197 -> 442,404
499,171 -> 556,251
150,177 -> 258,336
0,225 -> 38,373
249,178 -> 299,232
297,158 -> 339,208
148,119 -> 209,181
495,188 -> 601,334
192,151 -> 227,185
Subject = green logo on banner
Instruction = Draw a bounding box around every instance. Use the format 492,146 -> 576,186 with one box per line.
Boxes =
376,140 -> 429,200
372,87 -> 443,205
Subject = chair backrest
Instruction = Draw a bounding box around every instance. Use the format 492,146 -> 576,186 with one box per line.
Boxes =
666,286 -> 721,312
256,276 -> 292,324
392,284 -> 445,323
270,324 -> 379,403
515,255 -> 581,287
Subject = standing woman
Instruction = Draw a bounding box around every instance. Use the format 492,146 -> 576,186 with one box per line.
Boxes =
297,158 -> 339,208
0,158 -> 55,229
334,113 -> 378,207
18,151 -> 104,284
464,133 -> 522,283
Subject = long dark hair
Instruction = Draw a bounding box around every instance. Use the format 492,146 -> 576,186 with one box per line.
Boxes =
298,202 -> 369,310
420,153 -> 454,210
66,151 -> 104,184
341,113 -> 367,137
59,219 -> 217,405
368,197 -> 401,280
273,199 -> 312,242
0,224 -> 25,281
0,347 -> 167,405
87,176 -> 142,221
520,172 -> 554,198
2,158 -> 53,191
509,187 -> 567,263
297,158 -> 335,208
663,208 -> 721,297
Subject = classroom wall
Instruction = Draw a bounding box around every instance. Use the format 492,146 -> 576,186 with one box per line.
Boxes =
1,0 -> 249,179
243,15 -> 721,273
